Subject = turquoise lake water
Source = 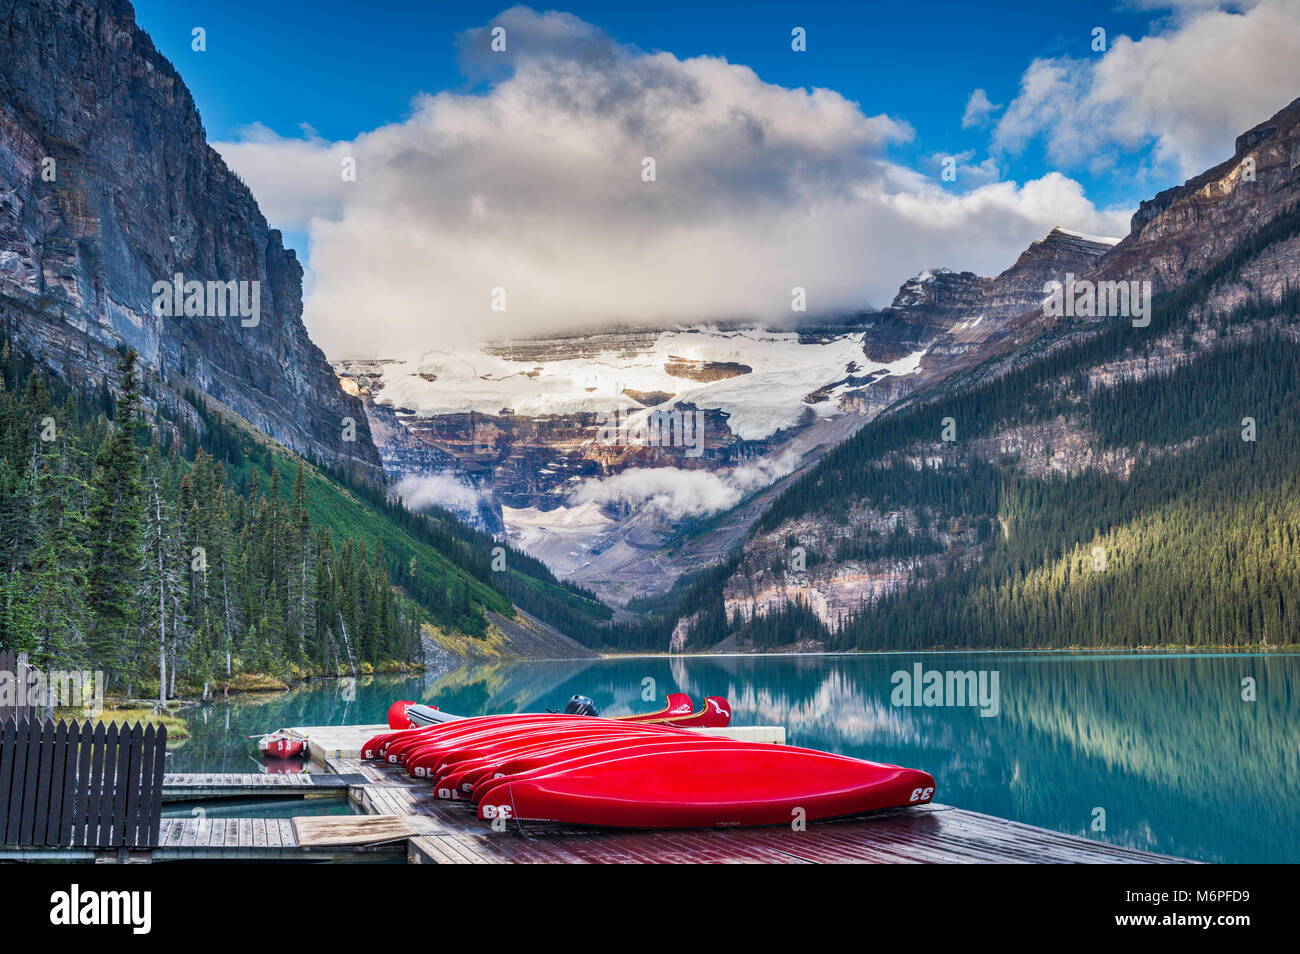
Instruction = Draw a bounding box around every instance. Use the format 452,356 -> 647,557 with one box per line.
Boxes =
164,651 -> 1298,863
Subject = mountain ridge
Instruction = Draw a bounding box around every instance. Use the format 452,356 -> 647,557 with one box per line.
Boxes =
666,94 -> 1300,651
0,0 -> 382,476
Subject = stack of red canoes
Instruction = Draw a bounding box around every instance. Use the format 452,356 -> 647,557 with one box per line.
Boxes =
362,696 -> 936,829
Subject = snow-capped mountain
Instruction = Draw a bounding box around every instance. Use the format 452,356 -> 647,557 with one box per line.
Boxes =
336,228 -> 1115,604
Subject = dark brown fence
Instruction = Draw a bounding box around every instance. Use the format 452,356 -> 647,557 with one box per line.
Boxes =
0,650 -> 38,723
0,717 -> 167,849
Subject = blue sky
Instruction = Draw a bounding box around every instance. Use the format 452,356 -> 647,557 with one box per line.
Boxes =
134,0 -> 1166,210
125,2 -> 1300,354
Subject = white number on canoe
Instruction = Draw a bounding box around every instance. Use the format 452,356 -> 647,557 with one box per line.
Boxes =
909,787 -> 934,803
483,804 -> 513,820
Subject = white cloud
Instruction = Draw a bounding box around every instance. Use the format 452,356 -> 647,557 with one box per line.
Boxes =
394,473 -> 483,515
961,88 -> 1001,128
570,449 -> 803,520
215,5 -> 1132,357
571,467 -> 741,520
993,0 -> 1300,179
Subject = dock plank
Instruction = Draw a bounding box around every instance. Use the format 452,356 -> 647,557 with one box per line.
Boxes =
293,815 -> 421,847
7,738 -> 1199,864
347,761 -> 1193,865
161,772 -> 365,802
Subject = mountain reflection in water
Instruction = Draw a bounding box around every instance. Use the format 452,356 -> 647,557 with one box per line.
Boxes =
167,651 -> 1298,863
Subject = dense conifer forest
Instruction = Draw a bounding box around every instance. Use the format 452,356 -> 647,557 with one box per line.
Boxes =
643,208 -> 1300,652
0,340 -> 609,695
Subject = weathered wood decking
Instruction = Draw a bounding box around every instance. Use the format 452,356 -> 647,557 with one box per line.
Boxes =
160,772 -> 368,802
151,815 -> 404,861
3,722 -> 1198,863
334,756 -> 1194,865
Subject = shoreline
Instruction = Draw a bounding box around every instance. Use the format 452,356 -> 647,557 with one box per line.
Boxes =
598,645 -> 1300,659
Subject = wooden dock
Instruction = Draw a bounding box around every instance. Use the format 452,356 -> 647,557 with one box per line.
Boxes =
3,722 -> 1198,863
160,772 -> 368,802
151,816 -> 404,861
334,756 -> 1193,865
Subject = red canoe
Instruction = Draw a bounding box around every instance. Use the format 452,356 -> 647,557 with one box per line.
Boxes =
610,693 -> 732,728
372,714 -> 588,762
475,743 -> 936,828
405,717 -> 688,778
638,696 -> 732,728
257,730 -> 306,760
363,696 -> 734,760
397,715 -> 607,769
365,714 -> 572,762
423,723 -> 683,784
432,725 -> 714,796
463,733 -> 749,801
383,715 -> 545,762
615,692 -> 694,721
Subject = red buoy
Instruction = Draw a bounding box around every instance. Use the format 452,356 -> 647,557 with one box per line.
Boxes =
388,700 -> 415,729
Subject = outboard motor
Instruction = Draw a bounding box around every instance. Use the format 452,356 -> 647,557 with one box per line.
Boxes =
563,694 -> 600,716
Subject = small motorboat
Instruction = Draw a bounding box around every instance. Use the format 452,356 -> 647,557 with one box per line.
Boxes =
388,700 -> 414,729
257,729 -> 306,760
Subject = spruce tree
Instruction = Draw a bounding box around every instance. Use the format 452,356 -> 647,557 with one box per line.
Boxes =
28,424 -> 91,667
86,351 -> 145,688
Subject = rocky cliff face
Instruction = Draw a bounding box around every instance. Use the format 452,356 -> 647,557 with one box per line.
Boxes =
1099,95 -> 1300,295
860,228 -> 1117,362
0,0 -> 381,474
857,227 -> 1123,376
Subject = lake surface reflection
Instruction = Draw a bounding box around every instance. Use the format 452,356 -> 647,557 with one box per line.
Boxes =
168,651 -> 1298,863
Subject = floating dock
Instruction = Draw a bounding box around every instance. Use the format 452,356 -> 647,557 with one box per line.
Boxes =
305,723 -> 1194,865
2,722 -> 1197,863
339,756 -> 1193,864
160,772 -> 367,802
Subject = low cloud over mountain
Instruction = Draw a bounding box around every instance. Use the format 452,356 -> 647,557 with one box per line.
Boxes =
216,6 -> 1129,355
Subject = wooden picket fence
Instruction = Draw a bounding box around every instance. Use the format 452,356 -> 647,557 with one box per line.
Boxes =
0,649 -> 38,724
0,717 -> 167,849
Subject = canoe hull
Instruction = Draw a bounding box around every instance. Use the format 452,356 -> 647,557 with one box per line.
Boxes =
258,736 -> 305,759
477,743 -> 935,828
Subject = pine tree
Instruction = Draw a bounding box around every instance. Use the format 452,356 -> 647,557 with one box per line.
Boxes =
27,423 -> 91,667
285,464 -> 314,664
86,351 -> 145,688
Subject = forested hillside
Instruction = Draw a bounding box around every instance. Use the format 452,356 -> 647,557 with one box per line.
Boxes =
655,204 -> 1300,652
0,339 -> 608,696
